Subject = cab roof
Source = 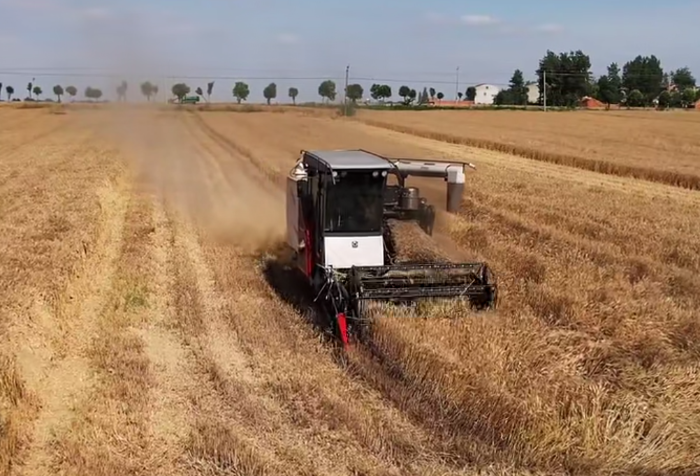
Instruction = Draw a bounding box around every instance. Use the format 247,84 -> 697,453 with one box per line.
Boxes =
304,149 -> 394,171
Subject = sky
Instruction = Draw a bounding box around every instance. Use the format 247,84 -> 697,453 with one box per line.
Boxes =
0,0 -> 698,102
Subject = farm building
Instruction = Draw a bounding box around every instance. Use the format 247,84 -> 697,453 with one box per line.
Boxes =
473,83 -> 501,105
580,96 -> 606,109
526,83 -> 539,104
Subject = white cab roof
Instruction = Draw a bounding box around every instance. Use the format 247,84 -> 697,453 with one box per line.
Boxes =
306,149 -> 394,170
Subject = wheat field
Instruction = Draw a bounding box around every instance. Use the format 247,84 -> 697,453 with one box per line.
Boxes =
1,105 -> 698,476
355,109 -> 700,190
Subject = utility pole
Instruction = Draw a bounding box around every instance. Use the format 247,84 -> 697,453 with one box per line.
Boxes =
455,66 -> 460,101
343,64 -> 350,115
543,70 -> 547,112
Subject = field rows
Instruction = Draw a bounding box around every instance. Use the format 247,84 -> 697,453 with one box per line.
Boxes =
1,107 -> 699,476
195,110 -> 700,473
355,109 -> 700,190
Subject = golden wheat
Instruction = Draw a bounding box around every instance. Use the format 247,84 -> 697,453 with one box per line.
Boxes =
3,106 -> 699,476
355,109 -> 700,190
194,109 -> 700,475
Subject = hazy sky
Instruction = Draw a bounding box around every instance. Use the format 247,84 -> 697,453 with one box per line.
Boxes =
1,0 -> 698,102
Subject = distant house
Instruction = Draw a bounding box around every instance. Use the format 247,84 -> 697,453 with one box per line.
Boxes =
428,99 -> 473,108
580,96 -> 605,109
526,82 -> 539,104
473,83 -> 501,105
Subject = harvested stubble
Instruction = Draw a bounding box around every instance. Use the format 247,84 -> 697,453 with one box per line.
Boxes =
191,110 -> 700,474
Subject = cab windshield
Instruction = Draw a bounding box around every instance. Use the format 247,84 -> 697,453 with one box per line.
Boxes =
325,170 -> 385,234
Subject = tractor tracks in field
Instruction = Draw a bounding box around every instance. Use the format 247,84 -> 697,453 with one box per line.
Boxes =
142,112 -> 476,475
11,172 -> 130,476
184,110 -> 284,188
178,111 -> 537,472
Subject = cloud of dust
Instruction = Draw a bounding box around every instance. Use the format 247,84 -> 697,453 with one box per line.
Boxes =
71,6 -> 286,253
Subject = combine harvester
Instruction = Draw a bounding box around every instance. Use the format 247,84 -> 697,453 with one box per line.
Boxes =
285,149 -> 498,348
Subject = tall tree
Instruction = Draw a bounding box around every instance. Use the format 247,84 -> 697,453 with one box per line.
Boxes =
140,81 -> 155,101
595,63 -> 622,106
626,89 -> 644,108
27,80 -> 33,99
465,86 -> 476,101
537,50 -> 592,107
65,85 -> 77,100
345,83 -> 363,103
437,92 -> 444,101
206,81 -> 215,102
494,70 -> 529,106
607,62 -> 622,103
380,85 -> 392,101
622,55 -> 664,105
171,83 -> 190,101
32,86 -> 42,99
429,87 -> 436,99
195,87 -> 204,99
318,80 -> 337,103
657,90 -> 671,109
370,83 -> 382,101
509,69 -> 528,105
263,82 -> 277,105
398,85 -> 411,103
370,84 -> 391,101
53,85 -> 64,102
671,67 -> 696,91
232,82 -> 250,103
6,85 -> 14,101
84,87 -> 103,101
681,88 -> 696,108
288,87 -> 299,104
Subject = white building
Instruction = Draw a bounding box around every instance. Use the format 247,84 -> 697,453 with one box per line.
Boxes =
526,83 -> 540,104
473,83 -> 501,105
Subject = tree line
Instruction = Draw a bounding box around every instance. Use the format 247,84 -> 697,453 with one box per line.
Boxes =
0,76 -> 450,105
170,79 -> 337,105
493,50 -> 700,109
0,79 -> 108,102
11,51 -> 696,109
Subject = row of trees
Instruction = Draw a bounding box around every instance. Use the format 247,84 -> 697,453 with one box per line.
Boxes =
493,50 -> 700,108
2,76 -> 459,106
0,80 -> 106,102
2,77 -> 452,106
171,79 -> 339,105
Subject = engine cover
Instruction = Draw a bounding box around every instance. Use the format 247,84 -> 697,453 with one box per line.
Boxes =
324,235 -> 385,268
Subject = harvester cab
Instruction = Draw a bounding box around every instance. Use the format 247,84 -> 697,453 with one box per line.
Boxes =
285,149 -> 496,347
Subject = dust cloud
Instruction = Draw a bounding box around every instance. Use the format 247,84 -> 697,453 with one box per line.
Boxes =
69,10 -> 285,253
